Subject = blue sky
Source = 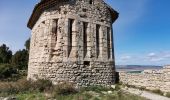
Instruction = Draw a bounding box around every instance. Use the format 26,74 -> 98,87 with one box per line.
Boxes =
0,0 -> 170,65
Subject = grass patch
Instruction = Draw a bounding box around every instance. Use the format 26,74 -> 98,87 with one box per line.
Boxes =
80,85 -> 111,93
16,92 -> 46,100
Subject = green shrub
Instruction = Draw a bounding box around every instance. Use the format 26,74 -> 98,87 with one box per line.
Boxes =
0,64 -> 18,79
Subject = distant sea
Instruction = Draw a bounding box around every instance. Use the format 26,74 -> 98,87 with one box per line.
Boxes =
116,65 -> 163,72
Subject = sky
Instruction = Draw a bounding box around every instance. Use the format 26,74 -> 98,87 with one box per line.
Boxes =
0,0 -> 170,65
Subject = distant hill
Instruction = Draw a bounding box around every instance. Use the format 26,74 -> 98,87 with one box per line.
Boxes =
116,65 -> 163,72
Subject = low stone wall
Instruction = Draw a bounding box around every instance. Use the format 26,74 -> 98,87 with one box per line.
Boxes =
119,65 -> 170,92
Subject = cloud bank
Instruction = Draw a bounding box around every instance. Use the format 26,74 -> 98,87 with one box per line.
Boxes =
117,51 -> 170,65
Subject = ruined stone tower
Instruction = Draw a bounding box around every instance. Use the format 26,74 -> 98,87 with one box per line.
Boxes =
27,0 -> 118,86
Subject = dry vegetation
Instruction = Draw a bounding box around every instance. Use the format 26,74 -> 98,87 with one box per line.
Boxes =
0,78 -> 147,100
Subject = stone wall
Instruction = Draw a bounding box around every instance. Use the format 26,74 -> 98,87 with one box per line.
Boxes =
119,65 -> 170,92
27,0 -> 118,87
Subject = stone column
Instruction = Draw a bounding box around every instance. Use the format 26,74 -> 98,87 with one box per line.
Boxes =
54,19 -> 61,51
41,20 -> 48,62
86,23 -> 91,58
106,27 -> 111,59
38,22 -> 46,62
99,25 -> 103,58
99,25 -> 104,59
110,26 -> 113,59
77,21 -> 84,61
47,19 -> 55,62
70,20 -> 78,60
101,26 -> 108,59
51,18 -> 64,63
63,18 -> 69,59
89,23 -> 96,60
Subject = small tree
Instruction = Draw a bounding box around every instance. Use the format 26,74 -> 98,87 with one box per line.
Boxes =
0,44 -> 12,63
11,38 -> 30,70
0,64 -> 17,79
24,38 -> 30,51
11,49 -> 28,70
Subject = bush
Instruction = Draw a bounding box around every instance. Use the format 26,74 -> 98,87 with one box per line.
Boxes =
0,78 -> 53,95
166,92 -> 170,98
151,89 -> 164,95
115,84 -> 121,90
139,86 -> 146,91
0,64 -> 18,79
31,79 -> 53,92
0,79 -> 30,95
16,79 -> 31,92
53,82 -> 77,96
11,49 -> 29,70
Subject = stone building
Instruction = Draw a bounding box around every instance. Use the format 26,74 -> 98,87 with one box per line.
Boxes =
27,0 -> 118,86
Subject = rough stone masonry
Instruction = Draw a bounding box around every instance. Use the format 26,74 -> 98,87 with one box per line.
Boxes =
27,0 -> 118,87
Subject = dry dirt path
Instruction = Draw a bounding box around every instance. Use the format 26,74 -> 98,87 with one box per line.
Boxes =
122,88 -> 170,100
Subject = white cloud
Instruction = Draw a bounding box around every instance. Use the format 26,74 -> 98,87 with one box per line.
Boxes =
120,56 -> 132,60
164,55 -> 170,58
146,52 -> 170,62
116,51 -> 170,65
148,53 -> 156,57
150,58 -> 164,62
147,52 -> 163,62
162,52 -> 170,58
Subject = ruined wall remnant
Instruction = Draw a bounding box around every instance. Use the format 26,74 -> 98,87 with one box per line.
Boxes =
27,0 -> 118,87
119,65 -> 170,92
